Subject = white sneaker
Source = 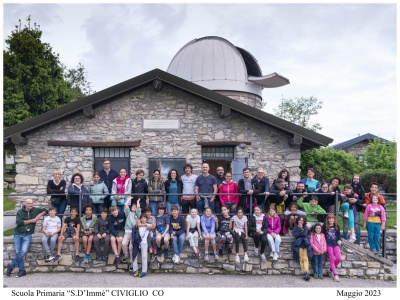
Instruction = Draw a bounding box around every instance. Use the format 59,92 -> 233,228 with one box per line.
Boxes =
176,256 -> 180,263
261,254 -> 266,261
270,252 -> 274,257
334,274 -> 340,282
244,253 -> 249,262
343,211 -> 349,218
273,252 -> 279,261
172,254 -> 177,263
235,255 -> 240,263
349,234 -> 356,242
254,248 -> 259,256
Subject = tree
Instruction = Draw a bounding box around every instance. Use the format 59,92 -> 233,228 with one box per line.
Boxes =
274,96 -> 323,132
301,147 -> 363,184
362,138 -> 396,170
3,16 -> 93,127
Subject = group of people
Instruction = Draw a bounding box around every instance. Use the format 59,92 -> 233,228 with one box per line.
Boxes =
5,161 -> 387,281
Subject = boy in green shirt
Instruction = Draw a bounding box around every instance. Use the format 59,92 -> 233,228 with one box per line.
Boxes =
297,195 -> 326,229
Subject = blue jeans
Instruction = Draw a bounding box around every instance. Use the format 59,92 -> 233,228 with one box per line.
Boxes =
172,233 -> 186,256
55,199 -> 68,220
198,197 -> 214,214
225,202 -> 237,214
214,199 -> 221,214
313,254 -> 324,277
11,234 -> 32,271
167,202 -> 180,215
354,210 -> 361,244
367,222 -> 381,252
92,203 -> 104,215
150,202 -> 163,216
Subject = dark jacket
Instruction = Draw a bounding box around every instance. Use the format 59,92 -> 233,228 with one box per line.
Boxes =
165,179 -> 183,204
351,180 -> 365,212
248,214 -> 268,236
251,176 -> 270,204
268,183 -> 293,206
15,205 -> 48,235
131,178 -> 149,209
292,225 -> 313,261
238,178 -> 260,208
108,211 -> 126,237
67,184 -> 91,211
314,189 -> 333,211
148,177 -> 165,203
98,169 -> 119,194
47,180 -> 67,202
170,214 -> 186,236
94,217 -> 110,235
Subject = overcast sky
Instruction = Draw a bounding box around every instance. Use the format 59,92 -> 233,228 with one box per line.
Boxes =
3,3 -> 397,145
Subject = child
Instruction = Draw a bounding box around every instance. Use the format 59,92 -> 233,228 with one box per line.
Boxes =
293,216 -> 313,281
322,214 -> 342,282
284,202 -> 306,236
363,195 -> 386,254
310,223 -> 327,279
248,205 -> 268,261
54,207 -> 80,262
89,172 -> 109,215
80,204 -> 97,264
122,197 -> 141,264
155,204 -> 170,260
341,184 -> 359,242
132,214 -> 150,277
41,207 -> 61,262
170,205 -> 186,263
201,207 -> 220,261
93,207 -> 111,261
144,207 -> 157,262
297,195 -> 326,229
108,205 -> 126,266
215,206 -> 233,256
231,207 -> 249,263
186,208 -> 203,258
266,206 -> 281,261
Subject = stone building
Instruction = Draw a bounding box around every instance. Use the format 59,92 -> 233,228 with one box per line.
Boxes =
4,36 -> 332,207
332,133 -> 389,161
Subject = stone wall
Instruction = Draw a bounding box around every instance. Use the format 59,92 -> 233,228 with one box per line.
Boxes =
3,231 -> 396,279
342,141 -> 370,159
13,84 -> 302,209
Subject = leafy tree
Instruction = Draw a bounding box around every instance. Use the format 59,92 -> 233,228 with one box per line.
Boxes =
63,62 -> 95,100
301,147 -> 363,184
274,96 -> 323,132
3,16 -> 93,127
362,138 -> 396,170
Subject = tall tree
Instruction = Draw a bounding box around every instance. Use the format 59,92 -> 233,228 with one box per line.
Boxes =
273,96 -> 323,132
3,16 -> 93,127
362,138 -> 396,170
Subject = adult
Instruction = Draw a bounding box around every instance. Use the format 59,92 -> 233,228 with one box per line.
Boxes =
164,169 -> 183,214
328,176 -> 342,213
195,163 -> 218,213
219,172 -> 239,213
214,166 -> 225,214
111,168 -> 132,214
268,178 -> 293,214
301,167 -> 320,193
273,169 -> 291,188
180,163 -> 198,214
131,169 -> 149,210
148,169 -> 165,216
314,182 -> 332,223
351,175 -> 365,245
67,173 -> 91,214
238,168 -> 260,213
97,158 -> 119,210
6,199 -> 48,278
251,167 -> 270,213
46,170 -> 67,219
292,181 -> 309,203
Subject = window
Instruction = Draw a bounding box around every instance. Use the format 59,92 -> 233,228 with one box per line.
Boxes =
202,146 -> 234,159
93,147 -> 131,175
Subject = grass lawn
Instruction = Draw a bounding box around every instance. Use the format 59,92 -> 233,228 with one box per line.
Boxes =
3,228 -> 14,236
3,188 -> 16,211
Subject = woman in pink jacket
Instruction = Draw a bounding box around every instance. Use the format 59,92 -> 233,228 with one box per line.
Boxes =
310,223 -> 327,279
218,172 -> 239,213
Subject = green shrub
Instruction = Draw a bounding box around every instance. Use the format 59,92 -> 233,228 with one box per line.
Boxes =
361,169 -> 397,193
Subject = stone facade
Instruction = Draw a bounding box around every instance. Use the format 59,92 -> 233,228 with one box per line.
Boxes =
13,84 -> 302,209
216,90 -> 263,109
3,231 -> 396,279
342,141 -> 370,160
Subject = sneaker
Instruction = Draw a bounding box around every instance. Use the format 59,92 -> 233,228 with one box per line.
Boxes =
129,264 -> 133,271
176,256 -> 181,263
214,253 -> 220,260
227,248 -> 232,255
219,249 -> 223,256
45,255 -> 52,262
150,254 -> 156,263
319,275 -> 324,279
328,269 -> 333,278
204,252 -> 209,261
140,272 -> 146,278
334,274 -> 340,282
16,270 -> 27,278
74,255 -> 80,263
261,254 -> 266,262
244,253 -> 249,262
172,254 -> 178,263
133,270 -> 140,277
314,274 -> 319,279
254,248 -> 259,256
102,255 -> 108,262
53,255 -> 61,262
304,272 -> 310,281
95,255 -> 101,261
343,211 -> 349,218
157,247 -> 162,256
121,256 -> 127,263
288,229 -> 293,236
273,252 -> 279,261
113,256 -> 119,266
349,234 -> 356,242
6,264 -> 13,278
235,255 -> 240,263
87,255 -> 91,263
84,255 -> 89,264
164,250 -> 168,259
270,251 -> 274,257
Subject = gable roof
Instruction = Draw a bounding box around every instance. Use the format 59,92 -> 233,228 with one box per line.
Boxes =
331,133 -> 389,150
4,69 -> 332,150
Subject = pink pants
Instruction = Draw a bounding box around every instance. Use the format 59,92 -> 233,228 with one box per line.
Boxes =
326,246 -> 341,275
